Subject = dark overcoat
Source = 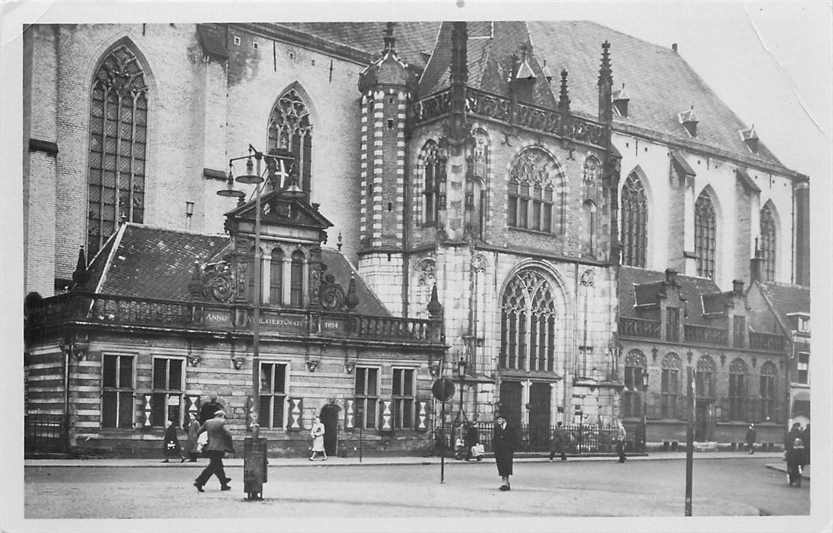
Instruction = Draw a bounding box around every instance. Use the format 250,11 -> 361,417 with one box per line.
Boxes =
200,418 -> 235,455
493,422 -> 516,477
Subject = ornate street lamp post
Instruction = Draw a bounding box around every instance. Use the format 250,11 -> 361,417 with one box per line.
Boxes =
217,145 -> 294,500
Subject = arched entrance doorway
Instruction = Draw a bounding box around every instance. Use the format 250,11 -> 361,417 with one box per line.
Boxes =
319,402 -> 341,456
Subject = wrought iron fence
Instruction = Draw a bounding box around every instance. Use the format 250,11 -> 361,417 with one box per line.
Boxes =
24,414 -> 65,454
434,421 -> 645,455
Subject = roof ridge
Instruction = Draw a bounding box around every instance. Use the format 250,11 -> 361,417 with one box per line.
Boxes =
94,223 -> 128,294
120,221 -> 228,239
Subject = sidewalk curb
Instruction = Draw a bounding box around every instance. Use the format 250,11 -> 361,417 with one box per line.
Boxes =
25,452 -> 785,468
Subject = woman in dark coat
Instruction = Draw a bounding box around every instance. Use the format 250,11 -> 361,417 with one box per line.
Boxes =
162,418 -> 182,463
493,414 -> 516,491
194,411 -> 234,492
183,414 -> 201,462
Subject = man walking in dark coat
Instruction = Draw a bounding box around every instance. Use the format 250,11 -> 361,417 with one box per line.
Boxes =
549,422 -> 568,461
198,392 -> 224,424
745,423 -> 757,454
493,413 -> 516,491
194,411 -> 234,492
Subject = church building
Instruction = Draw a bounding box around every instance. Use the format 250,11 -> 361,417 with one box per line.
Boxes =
23,21 -> 809,455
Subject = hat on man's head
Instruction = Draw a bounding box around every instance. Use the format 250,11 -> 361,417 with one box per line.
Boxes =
214,411 -> 225,418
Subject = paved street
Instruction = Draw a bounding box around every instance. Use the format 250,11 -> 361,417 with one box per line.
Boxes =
25,455 -> 808,518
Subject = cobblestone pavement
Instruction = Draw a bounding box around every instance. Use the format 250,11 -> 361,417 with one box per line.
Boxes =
23,455 -> 808,519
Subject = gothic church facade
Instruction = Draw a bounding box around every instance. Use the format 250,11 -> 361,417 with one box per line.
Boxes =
24,21 -> 809,453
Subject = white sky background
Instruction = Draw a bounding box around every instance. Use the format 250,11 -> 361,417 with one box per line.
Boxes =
1,1 -> 832,532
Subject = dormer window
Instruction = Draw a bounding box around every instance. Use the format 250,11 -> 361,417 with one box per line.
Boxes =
678,105 -> 698,137
612,83 -> 629,118
787,312 -> 810,333
739,125 -> 759,153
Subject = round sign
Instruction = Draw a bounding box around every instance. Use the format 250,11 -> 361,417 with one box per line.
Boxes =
431,377 -> 456,402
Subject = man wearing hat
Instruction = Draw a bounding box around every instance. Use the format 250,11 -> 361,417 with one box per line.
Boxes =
492,412 -> 517,491
194,410 -> 234,492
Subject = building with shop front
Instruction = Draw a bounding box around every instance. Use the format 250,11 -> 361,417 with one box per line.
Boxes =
23,20 -> 809,455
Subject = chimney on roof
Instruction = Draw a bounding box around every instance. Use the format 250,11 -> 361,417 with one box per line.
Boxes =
672,43 -> 678,53
665,268 -> 678,286
383,22 -> 396,53
732,279 -> 744,297
679,105 -> 698,137
750,238 -> 763,283
597,40 -> 613,123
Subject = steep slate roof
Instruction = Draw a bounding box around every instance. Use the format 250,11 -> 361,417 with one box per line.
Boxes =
82,224 -> 390,316
618,266 -> 725,326
275,21 -> 441,70
282,20 -> 783,167
752,281 -> 811,335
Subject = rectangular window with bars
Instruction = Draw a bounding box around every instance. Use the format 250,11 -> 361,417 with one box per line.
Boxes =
661,368 -> 679,418
733,316 -> 746,348
392,368 -> 414,429
666,307 -> 680,342
355,367 -> 378,429
259,362 -> 287,428
102,354 -> 134,429
797,353 -> 809,384
151,357 -> 184,427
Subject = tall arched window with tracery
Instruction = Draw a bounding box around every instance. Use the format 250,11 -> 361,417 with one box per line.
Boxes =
467,129 -> 489,239
582,156 -> 602,257
760,202 -> 777,282
418,141 -> 444,226
623,350 -> 646,418
499,269 -> 557,372
620,171 -> 647,267
759,362 -> 777,421
507,147 -> 565,234
268,88 -> 312,193
695,355 -> 716,399
695,190 -> 717,279
661,353 -> 681,418
728,358 -> 748,421
87,43 -> 149,259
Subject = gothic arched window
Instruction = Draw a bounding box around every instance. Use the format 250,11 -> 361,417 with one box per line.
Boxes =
268,88 -> 312,193
760,202 -> 777,282
759,362 -> 777,421
467,129 -> 490,239
695,355 -> 716,399
500,269 -> 557,372
695,190 -> 717,279
728,358 -> 748,421
87,43 -> 149,259
623,350 -> 646,418
269,248 -> 284,305
418,141 -> 444,226
661,353 -> 681,418
620,171 -> 647,267
507,147 -> 565,234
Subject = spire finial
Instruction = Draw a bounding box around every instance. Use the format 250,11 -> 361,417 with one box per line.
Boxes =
558,68 -> 570,113
427,283 -> 443,318
72,246 -> 89,287
337,232 -> 343,252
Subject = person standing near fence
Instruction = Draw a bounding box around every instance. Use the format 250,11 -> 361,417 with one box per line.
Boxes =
615,420 -> 627,463
493,413 -> 516,491
549,421 -> 568,461
745,423 -> 757,454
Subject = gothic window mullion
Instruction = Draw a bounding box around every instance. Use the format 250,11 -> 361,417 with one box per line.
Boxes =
127,93 -> 137,222
98,87 -> 109,250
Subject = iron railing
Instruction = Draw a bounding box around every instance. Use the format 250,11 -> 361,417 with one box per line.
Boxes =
434,421 -> 645,455
25,291 -> 442,345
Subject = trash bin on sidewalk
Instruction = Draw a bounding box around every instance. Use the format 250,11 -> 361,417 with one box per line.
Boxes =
243,436 -> 268,500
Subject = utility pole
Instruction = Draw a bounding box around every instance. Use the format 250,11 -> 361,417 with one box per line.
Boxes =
685,366 -> 695,516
